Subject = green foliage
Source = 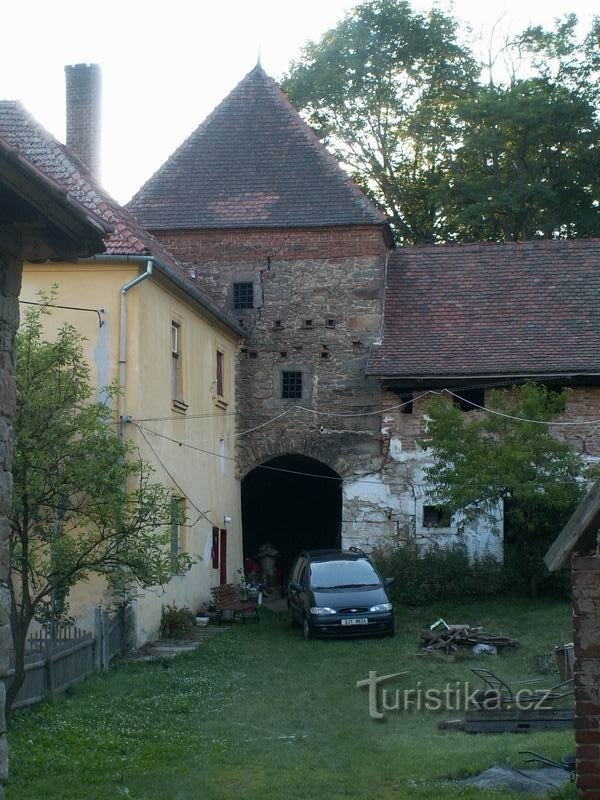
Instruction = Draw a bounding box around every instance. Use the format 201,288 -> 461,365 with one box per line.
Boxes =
283,0 -> 478,243
283,0 -> 600,243
8,296 -> 191,712
372,543 -> 504,605
421,384 -> 584,595
446,79 -> 600,241
159,604 -> 196,639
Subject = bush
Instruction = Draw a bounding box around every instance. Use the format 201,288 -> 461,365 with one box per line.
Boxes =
372,543 -> 504,605
159,604 -> 195,638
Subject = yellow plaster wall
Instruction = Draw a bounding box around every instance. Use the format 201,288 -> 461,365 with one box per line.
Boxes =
21,261 -> 243,642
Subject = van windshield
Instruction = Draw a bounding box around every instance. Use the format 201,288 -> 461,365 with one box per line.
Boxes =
310,559 -> 380,590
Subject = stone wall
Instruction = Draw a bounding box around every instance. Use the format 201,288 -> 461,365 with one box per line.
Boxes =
0,253 -> 21,800
573,554 -> 600,799
156,226 -> 389,479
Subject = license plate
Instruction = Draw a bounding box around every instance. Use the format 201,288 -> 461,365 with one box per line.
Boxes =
341,618 -> 369,626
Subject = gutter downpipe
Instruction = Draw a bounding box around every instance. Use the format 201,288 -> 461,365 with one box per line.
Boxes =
119,259 -> 154,441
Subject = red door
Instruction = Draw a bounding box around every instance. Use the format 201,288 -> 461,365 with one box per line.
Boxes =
219,529 -> 227,585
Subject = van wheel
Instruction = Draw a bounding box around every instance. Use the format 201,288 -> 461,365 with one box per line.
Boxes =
303,617 -> 311,640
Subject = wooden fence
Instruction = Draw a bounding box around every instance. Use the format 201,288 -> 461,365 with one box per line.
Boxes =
3,606 -> 134,710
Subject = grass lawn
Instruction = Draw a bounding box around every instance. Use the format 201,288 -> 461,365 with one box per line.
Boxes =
7,597 -> 577,800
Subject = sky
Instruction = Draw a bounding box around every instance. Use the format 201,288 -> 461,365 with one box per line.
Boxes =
1,0 -> 596,204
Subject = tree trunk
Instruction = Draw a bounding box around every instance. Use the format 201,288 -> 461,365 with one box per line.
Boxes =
5,620 -> 29,717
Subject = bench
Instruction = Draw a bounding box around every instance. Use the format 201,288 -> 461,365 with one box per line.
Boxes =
211,583 -> 259,623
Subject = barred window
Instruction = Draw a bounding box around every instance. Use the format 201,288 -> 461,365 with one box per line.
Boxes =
282,371 -> 302,399
233,282 -> 254,310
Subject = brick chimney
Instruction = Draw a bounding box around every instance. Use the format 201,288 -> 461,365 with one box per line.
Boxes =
65,63 -> 101,180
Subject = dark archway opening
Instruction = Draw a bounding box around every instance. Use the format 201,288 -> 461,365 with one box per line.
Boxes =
241,455 -> 342,580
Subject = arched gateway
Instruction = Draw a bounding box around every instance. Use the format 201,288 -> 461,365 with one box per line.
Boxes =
241,455 -> 342,579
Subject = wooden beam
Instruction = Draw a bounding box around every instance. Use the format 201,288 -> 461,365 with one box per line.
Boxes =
545,479 -> 600,572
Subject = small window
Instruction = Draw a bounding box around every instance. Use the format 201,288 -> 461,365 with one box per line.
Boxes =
280,351 -> 288,360
240,347 -> 248,358
399,392 -> 413,414
216,350 -> 224,397
233,282 -> 254,310
452,388 -> 485,412
320,345 -> 330,360
303,319 -> 313,328
352,340 -> 363,350
273,320 -> 283,329
282,371 -> 302,399
325,319 -> 337,329
249,350 -> 258,360
170,497 -> 186,564
171,321 -> 184,405
238,319 -> 245,328
422,506 -> 452,528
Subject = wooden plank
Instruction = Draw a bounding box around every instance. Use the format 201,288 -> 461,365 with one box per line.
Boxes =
545,478 -> 600,571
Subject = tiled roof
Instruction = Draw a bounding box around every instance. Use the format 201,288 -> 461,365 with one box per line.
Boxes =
0,100 -> 243,335
127,65 -> 388,231
0,100 -> 180,267
367,240 -> 600,378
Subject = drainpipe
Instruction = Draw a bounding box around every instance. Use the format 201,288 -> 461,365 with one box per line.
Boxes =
119,259 -> 154,441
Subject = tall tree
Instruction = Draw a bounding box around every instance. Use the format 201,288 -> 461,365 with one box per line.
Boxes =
444,78 -> 600,241
422,384 -> 584,594
283,1 -> 600,242
282,0 -> 479,243
7,301 -> 190,714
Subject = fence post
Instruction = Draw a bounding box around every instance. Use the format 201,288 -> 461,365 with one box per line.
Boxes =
93,607 -> 102,672
101,611 -> 109,671
45,638 -> 55,699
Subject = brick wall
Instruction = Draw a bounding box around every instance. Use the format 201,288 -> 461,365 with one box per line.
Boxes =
157,226 -> 389,266
573,554 -> 600,799
0,252 -> 21,800
65,63 -> 101,179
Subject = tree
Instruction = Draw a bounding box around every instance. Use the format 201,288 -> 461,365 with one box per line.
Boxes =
7,300 -> 189,713
282,0 -> 479,243
444,78 -> 600,241
421,384 -> 584,595
283,1 -> 600,243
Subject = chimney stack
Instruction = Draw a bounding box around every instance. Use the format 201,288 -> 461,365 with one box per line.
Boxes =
65,63 -> 101,180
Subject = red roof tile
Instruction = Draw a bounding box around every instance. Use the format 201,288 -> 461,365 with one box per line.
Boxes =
127,65 -> 389,232
0,100 -> 179,267
367,240 -> 600,378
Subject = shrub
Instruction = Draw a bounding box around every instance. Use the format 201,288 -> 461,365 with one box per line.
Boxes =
372,543 -> 504,605
159,604 -> 195,638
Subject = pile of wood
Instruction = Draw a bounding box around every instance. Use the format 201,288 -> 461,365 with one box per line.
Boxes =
420,622 -> 519,655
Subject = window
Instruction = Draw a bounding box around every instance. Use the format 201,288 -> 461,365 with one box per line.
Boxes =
216,350 -> 224,397
399,392 -> 413,414
452,388 -> 485,412
233,282 -> 254,310
422,506 -> 452,528
325,319 -> 337,329
279,351 -> 288,360
320,345 -> 330,360
282,371 -> 302,399
171,321 -> 184,406
303,319 -> 313,328
170,497 -> 186,564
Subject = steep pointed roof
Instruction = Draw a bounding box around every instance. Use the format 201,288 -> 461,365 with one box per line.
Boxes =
128,65 -> 388,231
